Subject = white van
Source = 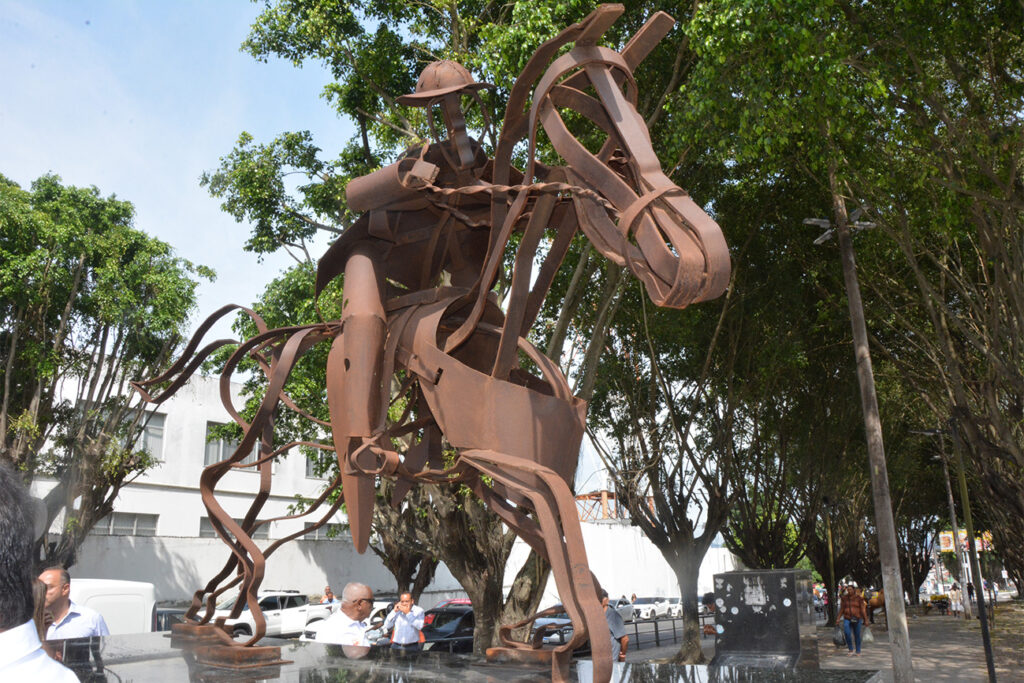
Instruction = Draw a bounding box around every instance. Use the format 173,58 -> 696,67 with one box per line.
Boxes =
69,578 -> 156,635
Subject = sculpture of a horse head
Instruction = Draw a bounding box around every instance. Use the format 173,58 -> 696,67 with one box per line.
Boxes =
501,3 -> 730,308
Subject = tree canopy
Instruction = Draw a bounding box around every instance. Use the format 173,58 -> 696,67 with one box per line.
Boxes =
0,173 -> 211,567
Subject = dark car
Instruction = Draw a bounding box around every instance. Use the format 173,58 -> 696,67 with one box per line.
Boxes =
531,606 -> 591,656
420,602 -> 475,653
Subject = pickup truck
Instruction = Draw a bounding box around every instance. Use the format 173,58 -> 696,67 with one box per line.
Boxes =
214,590 -> 332,638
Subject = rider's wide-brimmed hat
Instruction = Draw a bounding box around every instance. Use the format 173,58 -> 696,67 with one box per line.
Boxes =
397,60 -> 493,106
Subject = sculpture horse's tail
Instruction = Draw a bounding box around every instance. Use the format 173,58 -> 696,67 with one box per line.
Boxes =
132,306 -> 345,644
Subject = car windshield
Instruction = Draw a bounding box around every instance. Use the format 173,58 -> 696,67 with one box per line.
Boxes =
424,610 -> 465,633
634,597 -> 656,604
216,596 -> 248,611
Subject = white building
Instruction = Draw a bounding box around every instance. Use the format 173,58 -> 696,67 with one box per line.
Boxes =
32,374 -> 736,607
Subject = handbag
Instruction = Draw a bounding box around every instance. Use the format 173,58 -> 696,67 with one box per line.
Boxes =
832,625 -> 846,647
861,625 -> 874,643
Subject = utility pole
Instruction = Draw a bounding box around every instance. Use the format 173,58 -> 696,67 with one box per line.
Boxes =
806,179 -> 913,683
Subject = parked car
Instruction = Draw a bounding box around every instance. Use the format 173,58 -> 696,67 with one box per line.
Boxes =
610,598 -> 634,622
531,606 -> 592,655
632,596 -> 669,620
532,606 -> 572,646
70,579 -> 156,635
215,590 -> 331,638
664,597 -> 683,618
420,602 -> 475,653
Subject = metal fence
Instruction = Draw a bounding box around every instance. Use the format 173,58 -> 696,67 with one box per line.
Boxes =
627,613 -> 716,651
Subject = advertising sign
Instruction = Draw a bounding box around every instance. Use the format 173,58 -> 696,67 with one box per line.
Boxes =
938,530 -> 992,552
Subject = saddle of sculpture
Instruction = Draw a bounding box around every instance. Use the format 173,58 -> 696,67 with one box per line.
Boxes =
132,5 -> 730,682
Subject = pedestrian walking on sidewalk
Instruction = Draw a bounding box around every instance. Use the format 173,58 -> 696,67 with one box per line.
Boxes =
949,584 -> 963,618
836,584 -> 868,656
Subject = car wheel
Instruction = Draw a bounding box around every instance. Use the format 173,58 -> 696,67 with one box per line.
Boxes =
233,625 -> 252,638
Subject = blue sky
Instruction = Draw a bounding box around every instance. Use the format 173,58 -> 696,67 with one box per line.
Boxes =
0,1 -> 355,336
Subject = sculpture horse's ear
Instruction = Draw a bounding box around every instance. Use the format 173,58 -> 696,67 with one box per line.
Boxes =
493,4 -> 673,185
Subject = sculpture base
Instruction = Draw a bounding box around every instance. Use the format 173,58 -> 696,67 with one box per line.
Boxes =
168,622 -> 231,648
195,644 -> 290,669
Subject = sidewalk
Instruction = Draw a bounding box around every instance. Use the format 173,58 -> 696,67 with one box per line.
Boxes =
819,612 -> 1024,682
628,610 -> 1024,681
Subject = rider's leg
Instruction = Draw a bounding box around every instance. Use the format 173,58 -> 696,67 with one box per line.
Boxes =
327,244 -> 387,553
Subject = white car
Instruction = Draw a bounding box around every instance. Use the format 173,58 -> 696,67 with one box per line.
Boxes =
215,590 -> 332,638
610,598 -> 634,622
632,596 -> 669,620
665,597 -> 682,618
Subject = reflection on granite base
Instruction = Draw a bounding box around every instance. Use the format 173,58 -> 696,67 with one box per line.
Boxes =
55,632 -> 883,682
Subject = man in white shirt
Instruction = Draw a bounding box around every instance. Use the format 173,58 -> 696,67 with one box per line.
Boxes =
0,463 -> 78,681
38,567 -> 111,639
315,582 -> 374,646
383,592 -> 425,651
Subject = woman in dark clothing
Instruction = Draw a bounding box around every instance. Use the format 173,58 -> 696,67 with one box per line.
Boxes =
836,584 -> 869,655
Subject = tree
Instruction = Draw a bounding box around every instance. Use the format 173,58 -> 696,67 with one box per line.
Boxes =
0,173 -> 209,567
682,0 -> 1024,596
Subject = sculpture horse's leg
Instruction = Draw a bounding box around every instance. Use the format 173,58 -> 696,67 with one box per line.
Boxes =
460,449 -> 612,683
326,243 -> 387,553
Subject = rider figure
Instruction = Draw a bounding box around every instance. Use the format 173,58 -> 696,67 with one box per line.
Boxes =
328,61 -> 496,553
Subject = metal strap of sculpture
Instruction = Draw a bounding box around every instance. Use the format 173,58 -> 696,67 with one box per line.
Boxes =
132,5 -> 729,681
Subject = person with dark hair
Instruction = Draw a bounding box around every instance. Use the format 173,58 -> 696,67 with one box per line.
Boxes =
835,584 -> 869,656
38,566 -> 109,639
31,579 -> 50,642
0,463 -> 77,680
600,589 -> 629,663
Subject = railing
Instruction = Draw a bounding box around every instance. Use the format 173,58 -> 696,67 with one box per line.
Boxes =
627,613 -> 716,651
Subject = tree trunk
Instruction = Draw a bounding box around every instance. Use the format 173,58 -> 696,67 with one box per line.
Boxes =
575,265 -> 625,401
449,553 -> 507,653
500,548 -> 551,641
546,247 -> 593,362
668,550 -> 706,664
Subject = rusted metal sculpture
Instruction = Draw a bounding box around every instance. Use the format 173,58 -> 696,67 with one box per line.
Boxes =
133,5 -> 729,681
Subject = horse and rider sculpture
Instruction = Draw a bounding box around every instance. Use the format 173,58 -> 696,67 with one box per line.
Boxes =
133,5 -> 730,681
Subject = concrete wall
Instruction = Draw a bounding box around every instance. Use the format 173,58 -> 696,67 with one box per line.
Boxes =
72,533 -> 464,606
506,520 -> 739,608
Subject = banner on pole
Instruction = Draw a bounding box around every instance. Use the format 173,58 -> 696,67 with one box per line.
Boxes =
938,530 -> 992,552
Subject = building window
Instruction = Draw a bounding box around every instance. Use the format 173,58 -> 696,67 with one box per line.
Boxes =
303,522 -> 346,541
204,422 -> 258,468
141,413 -> 165,458
305,451 -> 332,479
199,516 -> 269,540
93,512 -> 158,536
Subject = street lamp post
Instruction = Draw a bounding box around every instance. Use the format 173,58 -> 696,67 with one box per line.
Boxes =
822,496 -> 838,624
806,189 -> 913,683
950,423 -> 997,682
916,428 -> 973,618
914,426 -> 995,681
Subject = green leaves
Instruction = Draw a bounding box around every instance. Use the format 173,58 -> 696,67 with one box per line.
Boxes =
1,173 -> 210,565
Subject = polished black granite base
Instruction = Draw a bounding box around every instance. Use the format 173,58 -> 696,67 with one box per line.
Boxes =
53,632 -> 883,682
